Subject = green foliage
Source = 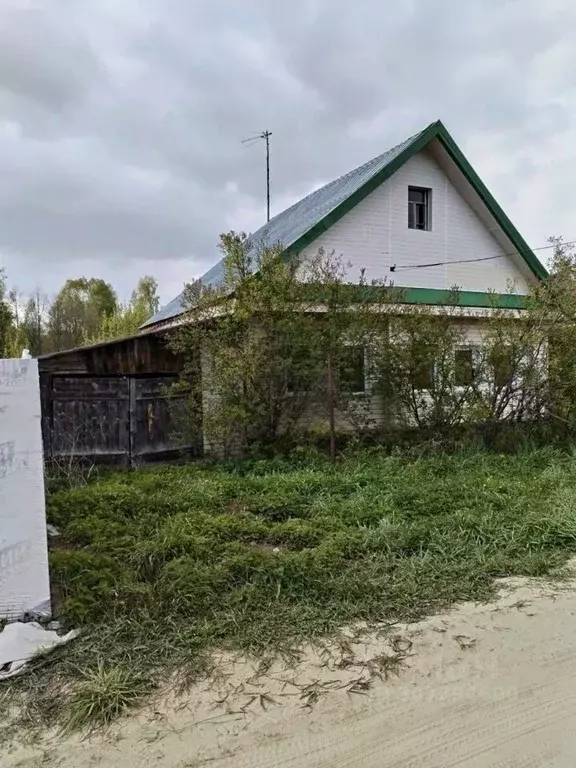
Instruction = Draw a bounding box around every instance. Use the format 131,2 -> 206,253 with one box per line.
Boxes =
169,234 -> 399,459
50,549 -> 128,624
90,276 -> 160,342
0,270 -> 160,356
21,289 -> 50,355
48,277 -> 118,351
373,295 -> 471,428
9,445 -> 572,730
66,661 -> 155,732
0,268 -> 13,357
169,233 -> 329,455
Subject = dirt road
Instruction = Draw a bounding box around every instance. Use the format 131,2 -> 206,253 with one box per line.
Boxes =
5,574 -> 576,767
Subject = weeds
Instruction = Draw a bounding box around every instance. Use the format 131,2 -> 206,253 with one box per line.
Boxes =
6,445 -> 576,732
65,661 -> 155,733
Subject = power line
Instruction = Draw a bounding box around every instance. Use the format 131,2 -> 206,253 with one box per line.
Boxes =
390,238 -> 576,273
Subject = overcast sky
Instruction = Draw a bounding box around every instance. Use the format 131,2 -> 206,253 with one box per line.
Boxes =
1,0 -> 575,305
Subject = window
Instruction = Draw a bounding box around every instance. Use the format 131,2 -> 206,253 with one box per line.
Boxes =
412,361 -> 434,390
408,186 -> 431,230
454,348 -> 474,387
491,348 -> 514,389
339,347 -> 366,394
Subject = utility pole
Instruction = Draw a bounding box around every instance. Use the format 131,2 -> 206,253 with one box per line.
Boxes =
242,130 -> 272,222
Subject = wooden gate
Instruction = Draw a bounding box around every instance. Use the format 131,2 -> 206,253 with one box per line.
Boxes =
42,374 -> 201,466
129,376 -> 195,463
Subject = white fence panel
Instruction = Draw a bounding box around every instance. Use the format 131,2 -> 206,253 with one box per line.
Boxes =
0,359 -> 50,619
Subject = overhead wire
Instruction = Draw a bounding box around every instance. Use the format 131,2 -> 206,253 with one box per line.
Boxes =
389,238 -> 576,273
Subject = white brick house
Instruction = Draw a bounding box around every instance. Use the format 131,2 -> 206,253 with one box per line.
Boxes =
142,120 -> 548,445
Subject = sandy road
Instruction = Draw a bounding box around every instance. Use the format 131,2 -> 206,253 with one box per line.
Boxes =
5,575 -> 576,767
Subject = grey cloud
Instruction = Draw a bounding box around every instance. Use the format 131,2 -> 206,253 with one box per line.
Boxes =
0,5 -> 103,112
0,0 -> 575,301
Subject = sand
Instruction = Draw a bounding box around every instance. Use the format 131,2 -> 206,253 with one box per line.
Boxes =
4,573 -> 576,767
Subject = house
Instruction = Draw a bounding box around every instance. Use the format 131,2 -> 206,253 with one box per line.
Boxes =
142,119 -> 546,336
39,120 -> 548,465
140,120 -> 547,450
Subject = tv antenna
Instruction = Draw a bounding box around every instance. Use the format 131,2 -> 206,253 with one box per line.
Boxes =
242,130 -> 272,222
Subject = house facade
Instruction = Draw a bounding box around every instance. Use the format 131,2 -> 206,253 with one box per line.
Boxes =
142,120 -> 548,450
143,120 -> 546,335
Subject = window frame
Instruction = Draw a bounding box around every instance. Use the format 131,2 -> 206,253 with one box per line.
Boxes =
339,345 -> 368,396
411,360 -> 435,391
453,346 -> 476,388
408,186 -> 432,231
491,346 -> 515,390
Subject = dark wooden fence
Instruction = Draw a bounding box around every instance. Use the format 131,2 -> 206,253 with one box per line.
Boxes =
38,332 -> 201,466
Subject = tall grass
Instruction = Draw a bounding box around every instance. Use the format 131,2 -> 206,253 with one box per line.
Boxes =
6,445 -> 576,731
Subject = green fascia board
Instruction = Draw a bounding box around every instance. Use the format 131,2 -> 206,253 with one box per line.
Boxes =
285,120 -> 548,281
299,284 -> 527,309
398,287 -> 527,309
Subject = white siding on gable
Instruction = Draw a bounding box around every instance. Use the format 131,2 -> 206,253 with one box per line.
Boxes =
298,148 -> 532,295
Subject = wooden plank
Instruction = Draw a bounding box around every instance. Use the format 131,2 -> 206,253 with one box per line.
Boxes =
39,333 -> 185,376
129,378 -> 137,468
50,376 -> 130,464
39,373 -> 53,460
131,376 -> 202,461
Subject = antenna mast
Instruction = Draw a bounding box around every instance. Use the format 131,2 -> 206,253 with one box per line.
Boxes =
242,130 -> 273,222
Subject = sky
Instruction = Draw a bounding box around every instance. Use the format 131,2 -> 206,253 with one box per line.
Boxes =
1,0 -> 576,308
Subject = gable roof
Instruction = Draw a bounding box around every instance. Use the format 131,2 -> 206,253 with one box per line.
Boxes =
142,120 -> 547,328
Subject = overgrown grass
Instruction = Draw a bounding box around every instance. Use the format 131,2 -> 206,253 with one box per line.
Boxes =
6,444 -> 576,732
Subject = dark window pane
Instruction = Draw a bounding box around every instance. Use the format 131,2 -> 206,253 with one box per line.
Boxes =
286,352 -> 316,394
412,361 -> 434,390
408,188 -> 426,204
415,204 -> 426,230
490,348 -> 514,389
454,348 -> 474,386
408,187 -> 430,230
340,347 -> 365,393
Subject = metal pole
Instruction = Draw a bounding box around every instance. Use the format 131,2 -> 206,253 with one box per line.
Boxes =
264,130 -> 271,222
242,130 -> 273,222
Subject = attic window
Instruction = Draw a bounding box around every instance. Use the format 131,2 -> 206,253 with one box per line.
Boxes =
408,187 -> 431,231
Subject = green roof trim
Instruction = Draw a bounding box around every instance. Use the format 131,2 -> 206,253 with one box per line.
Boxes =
298,284 -> 528,309
286,120 -> 548,281
398,287 -> 527,309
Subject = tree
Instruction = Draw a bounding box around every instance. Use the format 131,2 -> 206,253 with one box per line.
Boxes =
299,249 -> 396,459
22,288 -> 50,356
170,235 -> 395,459
91,275 -> 160,342
372,293 -> 472,430
532,236 -> 576,433
47,278 -> 117,351
0,269 -> 13,357
170,233 -> 331,456
5,287 -> 29,357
